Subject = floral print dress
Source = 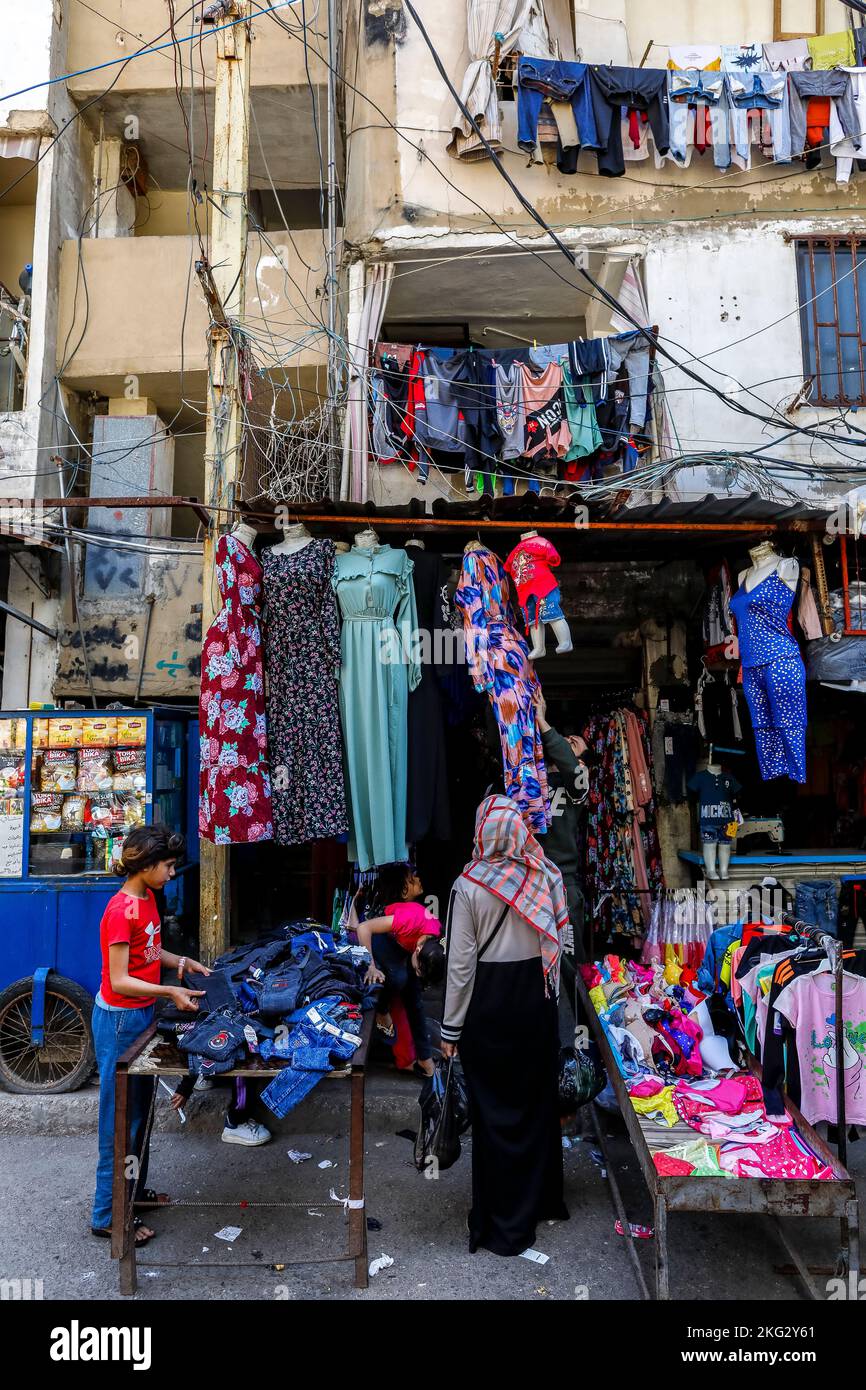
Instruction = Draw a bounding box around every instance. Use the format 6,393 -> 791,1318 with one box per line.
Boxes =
199,534 -> 273,844
455,544 -> 551,835
263,540 -> 348,845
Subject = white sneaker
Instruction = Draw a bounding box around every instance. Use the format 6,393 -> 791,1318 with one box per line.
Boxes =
193,1075 -> 214,1092
221,1119 -> 272,1146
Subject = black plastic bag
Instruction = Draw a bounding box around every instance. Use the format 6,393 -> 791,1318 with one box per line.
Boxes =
450,1060 -> 472,1135
414,1058 -> 462,1173
558,1043 -> 605,1114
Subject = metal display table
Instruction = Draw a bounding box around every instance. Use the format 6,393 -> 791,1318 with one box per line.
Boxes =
110,1012 -> 374,1295
576,972 -> 861,1300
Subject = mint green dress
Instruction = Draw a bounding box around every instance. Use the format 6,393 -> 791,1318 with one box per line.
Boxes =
332,545 -> 420,869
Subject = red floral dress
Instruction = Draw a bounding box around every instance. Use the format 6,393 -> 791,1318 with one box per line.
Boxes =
199,534 -> 273,844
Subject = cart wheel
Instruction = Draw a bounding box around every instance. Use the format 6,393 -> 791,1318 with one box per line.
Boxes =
0,975 -> 95,1093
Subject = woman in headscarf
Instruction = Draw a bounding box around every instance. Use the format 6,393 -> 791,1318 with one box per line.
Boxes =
440,794 -> 570,1256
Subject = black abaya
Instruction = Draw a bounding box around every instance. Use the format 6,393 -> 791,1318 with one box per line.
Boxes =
458,956 -> 568,1256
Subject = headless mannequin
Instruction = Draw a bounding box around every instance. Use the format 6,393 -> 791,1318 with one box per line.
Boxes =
406,537 -> 425,550
269,521 -> 313,557
738,540 -> 798,594
354,527 -> 381,550
517,530 -> 573,660
701,756 -> 733,882
334,540 -> 350,554
231,521 -> 257,551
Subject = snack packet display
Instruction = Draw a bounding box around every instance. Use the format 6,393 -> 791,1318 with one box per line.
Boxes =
77,748 -> 114,793
0,756 -> 24,791
30,794 -> 63,832
40,750 -> 78,794
116,716 -> 147,747
61,796 -> 87,831
49,718 -> 83,749
112,749 -> 146,792
80,716 -> 118,748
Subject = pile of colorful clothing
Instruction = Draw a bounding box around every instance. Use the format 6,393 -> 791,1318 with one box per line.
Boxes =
583,954 -> 834,1181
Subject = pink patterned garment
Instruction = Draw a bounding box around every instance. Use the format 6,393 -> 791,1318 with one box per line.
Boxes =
199,534 -> 274,844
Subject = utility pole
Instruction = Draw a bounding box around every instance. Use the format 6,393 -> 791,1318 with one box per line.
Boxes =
198,0 -> 252,963
326,0 -> 340,497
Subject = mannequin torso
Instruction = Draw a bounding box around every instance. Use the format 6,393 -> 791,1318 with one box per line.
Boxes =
231,522 -> 257,551
354,528 -> 381,550
269,522 -> 314,557
738,541 -> 798,593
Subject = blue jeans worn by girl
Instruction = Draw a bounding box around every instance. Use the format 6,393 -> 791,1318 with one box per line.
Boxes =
91,1000 -> 155,1231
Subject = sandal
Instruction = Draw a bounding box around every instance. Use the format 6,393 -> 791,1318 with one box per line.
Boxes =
91,1218 -> 156,1246
375,1018 -> 396,1045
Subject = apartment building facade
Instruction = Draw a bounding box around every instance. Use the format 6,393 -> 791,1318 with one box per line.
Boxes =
1,0 -> 865,704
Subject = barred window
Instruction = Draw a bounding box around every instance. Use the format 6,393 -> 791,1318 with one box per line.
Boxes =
796,236 -> 866,406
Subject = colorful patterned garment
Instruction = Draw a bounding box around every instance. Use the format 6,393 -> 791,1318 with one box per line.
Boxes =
455,544 -> 551,835
199,534 -> 273,844
584,708 -> 664,938
462,794 -> 567,986
262,540 -> 348,846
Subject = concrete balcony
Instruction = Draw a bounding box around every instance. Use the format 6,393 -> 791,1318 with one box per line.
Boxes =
65,2 -> 338,191
55,229 -> 329,413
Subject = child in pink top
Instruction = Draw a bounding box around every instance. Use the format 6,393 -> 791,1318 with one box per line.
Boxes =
356,864 -> 445,1078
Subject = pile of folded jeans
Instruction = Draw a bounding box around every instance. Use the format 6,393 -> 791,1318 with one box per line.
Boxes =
160,920 -> 373,1091
260,999 -> 363,1118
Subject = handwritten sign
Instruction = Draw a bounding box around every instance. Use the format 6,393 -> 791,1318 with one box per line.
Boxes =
0,813 -> 24,878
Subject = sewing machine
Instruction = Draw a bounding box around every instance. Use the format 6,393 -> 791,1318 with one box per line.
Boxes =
735,817 -> 785,849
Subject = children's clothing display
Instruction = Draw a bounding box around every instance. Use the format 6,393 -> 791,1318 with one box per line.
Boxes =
729,572 -> 807,783
584,954 -> 835,1182
199,534 -> 274,844
687,768 -> 741,843
774,971 -> 866,1126
333,545 -> 420,870
503,534 -> 563,630
262,540 -> 348,846
455,545 -> 551,835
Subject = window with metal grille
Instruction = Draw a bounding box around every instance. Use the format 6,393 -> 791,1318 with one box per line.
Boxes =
796,236 -> 866,406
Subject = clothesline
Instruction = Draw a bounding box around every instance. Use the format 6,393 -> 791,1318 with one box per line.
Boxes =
452,29 -> 866,184
370,332 -> 658,496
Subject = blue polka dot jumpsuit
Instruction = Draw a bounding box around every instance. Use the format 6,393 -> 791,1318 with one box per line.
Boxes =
729,571 -> 807,783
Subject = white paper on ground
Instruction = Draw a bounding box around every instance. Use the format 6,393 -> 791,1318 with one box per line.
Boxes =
519,1248 -> 549,1264
214,1226 -> 243,1242
368,1252 -> 394,1276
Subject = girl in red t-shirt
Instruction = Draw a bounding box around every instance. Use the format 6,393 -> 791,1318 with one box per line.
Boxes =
356,864 -> 445,1078
91,826 -> 209,1246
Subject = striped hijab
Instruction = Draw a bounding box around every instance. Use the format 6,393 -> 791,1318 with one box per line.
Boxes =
462,795 -> 567,986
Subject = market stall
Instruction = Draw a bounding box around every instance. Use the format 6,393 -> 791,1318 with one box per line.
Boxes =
110,1012 -> 374,1296
578,929 -> 861,1301
0,706 -> 197,1093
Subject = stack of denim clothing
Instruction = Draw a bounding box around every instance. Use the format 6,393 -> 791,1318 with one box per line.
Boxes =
171,920 -> 373,1086
260,999 -> 363,1118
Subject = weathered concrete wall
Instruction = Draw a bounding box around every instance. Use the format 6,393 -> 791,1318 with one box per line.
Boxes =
0,2 -> 55,132
55,548 -> 203,699
1,549 -> 59,708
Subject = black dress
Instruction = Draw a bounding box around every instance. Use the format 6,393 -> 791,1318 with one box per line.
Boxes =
405,547 -> 451,845
459,955 -> 568,1256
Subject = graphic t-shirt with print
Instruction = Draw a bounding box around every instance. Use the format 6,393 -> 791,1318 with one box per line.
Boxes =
687,769 -> 741,830
774,971 -> 866,1125
99,889 -> 162,1008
